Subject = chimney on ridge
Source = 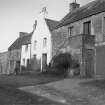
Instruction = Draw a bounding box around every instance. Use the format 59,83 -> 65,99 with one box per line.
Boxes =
69,0 -> 80,12
33,20 -> 37,31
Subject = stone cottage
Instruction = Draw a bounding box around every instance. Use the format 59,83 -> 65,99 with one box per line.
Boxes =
8,32 -> 33,73
52,0 -> 105,78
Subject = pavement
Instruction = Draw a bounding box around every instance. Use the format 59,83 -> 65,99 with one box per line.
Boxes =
19,78 -> 103,105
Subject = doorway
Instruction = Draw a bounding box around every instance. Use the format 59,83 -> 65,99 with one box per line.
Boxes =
42,53 -> 47,70
85,49 -> 94,77
96,45 -> 105,77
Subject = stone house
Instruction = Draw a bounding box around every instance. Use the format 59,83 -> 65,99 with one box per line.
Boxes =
52,0 -> 105,78
8,32 -> 32,73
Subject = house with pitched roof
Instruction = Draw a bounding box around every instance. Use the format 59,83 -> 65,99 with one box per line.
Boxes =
8,9 -> 59,73
52,0 -> 105,78
8,32 -> 33,73
29,12 -> 59,71
19,32 -> 33,70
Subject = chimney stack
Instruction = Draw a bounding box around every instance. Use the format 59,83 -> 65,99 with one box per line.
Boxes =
69,1 -> 80,12
33,20 -> 37,31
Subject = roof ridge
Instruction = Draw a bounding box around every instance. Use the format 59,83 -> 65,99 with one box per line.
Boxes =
55,0 -> 105,29
45,18 -> 59,22
8,32 -> 33,51
45,18 -> 59,31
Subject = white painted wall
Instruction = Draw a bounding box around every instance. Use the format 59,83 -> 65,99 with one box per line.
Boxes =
31,13 -> 52,70
21,44 -> 31,67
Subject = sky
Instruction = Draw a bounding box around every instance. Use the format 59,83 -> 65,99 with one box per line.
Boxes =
0,0 -> 94,52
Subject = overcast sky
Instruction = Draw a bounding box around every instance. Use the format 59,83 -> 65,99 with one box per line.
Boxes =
0,0 -> 94,52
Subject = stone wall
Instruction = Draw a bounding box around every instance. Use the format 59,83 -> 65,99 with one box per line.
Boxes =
93,15 -> 103,42
8,49 -> 21,74
51,26 -> 68,57
95,45 -> 105,77
54,34 -> 95,77
0,52 -> 9,74
51,12 -> 103,77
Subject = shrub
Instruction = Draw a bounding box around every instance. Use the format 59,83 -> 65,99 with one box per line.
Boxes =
50,53 -> 72,76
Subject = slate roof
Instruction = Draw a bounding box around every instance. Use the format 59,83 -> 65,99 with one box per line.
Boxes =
56,0 -> 105,28
8,32 -> 33,51
45,18 -> 59,31
8,18 -> 59,51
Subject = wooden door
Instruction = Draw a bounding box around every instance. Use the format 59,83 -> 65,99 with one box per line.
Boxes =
96,45 -> 105,77
27,59 -> 30,69
42,53 -> 47,70
16,61 -> 20,69
85,49 -> 94,77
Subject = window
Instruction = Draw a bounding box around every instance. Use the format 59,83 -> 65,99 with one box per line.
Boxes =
25,45 -> 28,52
43,37 -> 47,47
34,40 -> 37,50
27,59 -> 30,66
23,59 -> 25,65
68,26 -> 74,36
83,21 -> 91,34
33,54 -> 36,59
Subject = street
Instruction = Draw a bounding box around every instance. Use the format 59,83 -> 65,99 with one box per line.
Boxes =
0,72 -> 105,105
0,73 -> 64,105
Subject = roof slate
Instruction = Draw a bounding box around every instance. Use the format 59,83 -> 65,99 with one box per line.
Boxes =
8,32 -> 33,51
8,18 -> 59,51
45,18 -> 59,31
56,0 -> 105,28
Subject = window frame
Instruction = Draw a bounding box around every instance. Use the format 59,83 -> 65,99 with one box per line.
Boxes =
34,40 -> 37,50
68,26 -> 74,36
83,21 -> 91,35
25,44 -> 28,52
23,58 -> 25,65
43,37 -> 47,48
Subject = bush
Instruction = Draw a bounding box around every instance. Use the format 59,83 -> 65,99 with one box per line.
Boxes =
50,53 -> 72,76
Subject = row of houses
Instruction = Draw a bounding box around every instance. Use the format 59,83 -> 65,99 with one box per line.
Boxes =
1,0 -> 105,78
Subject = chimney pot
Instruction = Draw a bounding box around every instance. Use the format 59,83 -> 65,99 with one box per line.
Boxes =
69,2 -> 80,12
33,20 -> 37,31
